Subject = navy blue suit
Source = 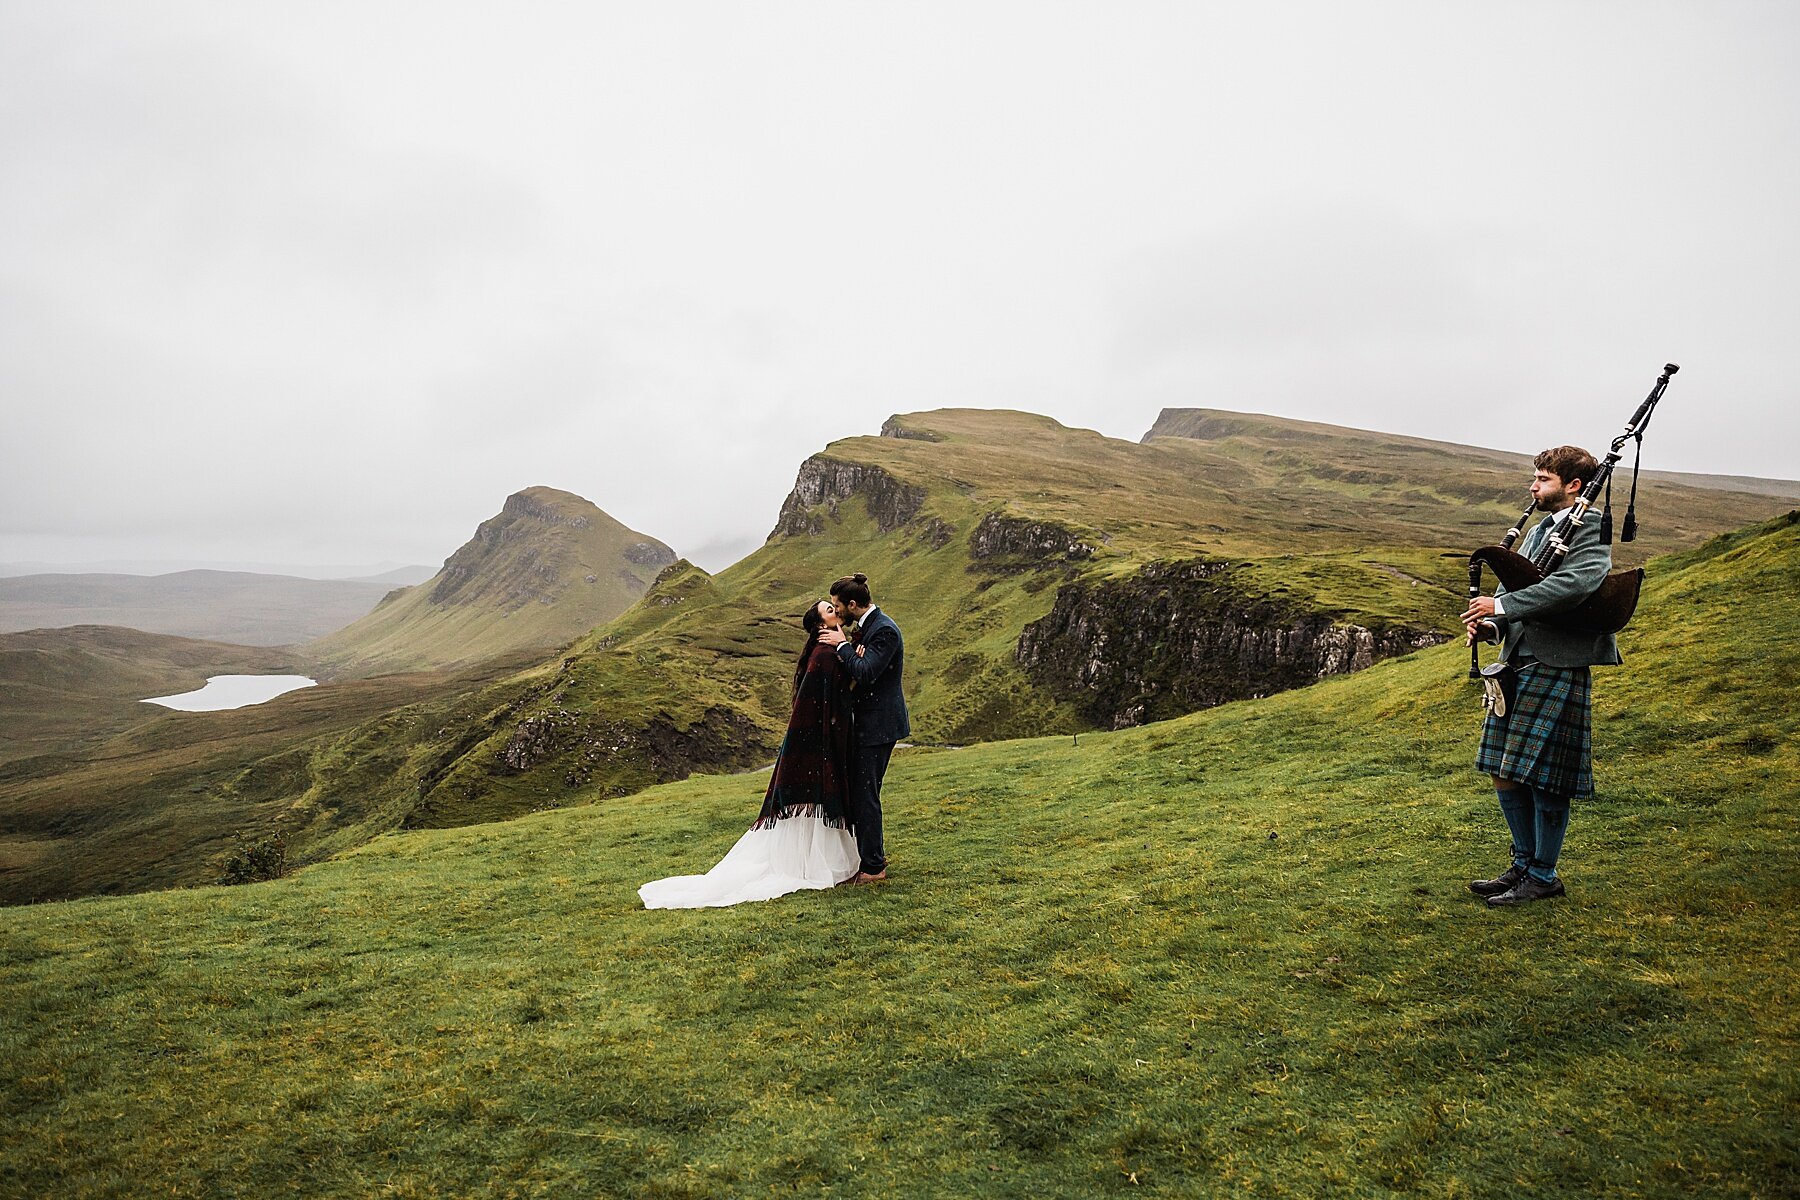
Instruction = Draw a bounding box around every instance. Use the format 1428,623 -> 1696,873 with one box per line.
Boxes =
836,606 -> 909,874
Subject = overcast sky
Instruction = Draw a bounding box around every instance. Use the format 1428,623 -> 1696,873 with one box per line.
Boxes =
3,1 -> 1796,575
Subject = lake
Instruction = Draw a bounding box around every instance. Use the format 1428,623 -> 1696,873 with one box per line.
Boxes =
142,674 -> 318,712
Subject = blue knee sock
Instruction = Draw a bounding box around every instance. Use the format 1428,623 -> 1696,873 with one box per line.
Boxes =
1529,789 -> 1571,883
1496,786 -> 1535,871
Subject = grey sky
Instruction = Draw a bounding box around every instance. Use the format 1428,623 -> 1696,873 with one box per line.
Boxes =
3,1 -> 1796,574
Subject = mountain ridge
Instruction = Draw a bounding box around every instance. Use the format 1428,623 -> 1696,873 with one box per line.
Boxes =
1144,406 -> 1800,499
0,570 -> 393,646
305,485 -> 676,678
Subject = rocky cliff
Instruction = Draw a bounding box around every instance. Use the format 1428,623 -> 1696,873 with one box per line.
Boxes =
769,456 -> 927,539
1016,559 -> 1447,729
969,512 -> 1099,563
880,415 -> 945,442
430,489 -> 672,609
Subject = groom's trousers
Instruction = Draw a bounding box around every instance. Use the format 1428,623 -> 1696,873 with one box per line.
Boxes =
848,740 -> 894,875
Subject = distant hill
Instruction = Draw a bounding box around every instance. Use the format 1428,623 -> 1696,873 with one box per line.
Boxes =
0,571 -> 391,645
1144,408 -> 1800,502
305,487 -> 677,678
0,560 -> 438,580
339,565 -> 437,585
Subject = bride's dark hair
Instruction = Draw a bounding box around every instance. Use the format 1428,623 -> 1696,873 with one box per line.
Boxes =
794,599 -> 830,694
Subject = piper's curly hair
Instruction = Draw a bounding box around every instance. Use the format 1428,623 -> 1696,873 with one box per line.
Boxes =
830,572 -> 871,607
1534,445 -> 1600,488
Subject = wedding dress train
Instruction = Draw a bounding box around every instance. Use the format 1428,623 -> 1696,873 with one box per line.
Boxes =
637,811 -> 860,909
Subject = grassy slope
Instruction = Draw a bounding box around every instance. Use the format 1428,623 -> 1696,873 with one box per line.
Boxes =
3,513 -> 1794,1198
0,652 -> 546,905
408,407 -> 1795,824
306,487 -> 674,679
1142,408 -> 1796,568
0,625 -> 309,767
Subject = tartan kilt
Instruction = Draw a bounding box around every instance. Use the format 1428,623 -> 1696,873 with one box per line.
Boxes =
1475,661 -> 1594,798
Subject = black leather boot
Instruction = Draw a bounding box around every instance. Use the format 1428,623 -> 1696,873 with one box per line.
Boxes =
1468,865 -> 1526,897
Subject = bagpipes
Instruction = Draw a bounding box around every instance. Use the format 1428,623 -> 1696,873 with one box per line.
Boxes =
1466,363 -> 1679,681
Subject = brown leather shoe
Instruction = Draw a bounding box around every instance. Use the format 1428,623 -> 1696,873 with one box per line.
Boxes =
1486,875 -> 1566,907
1468,865 -> 1527,897
845,869 -> 888,886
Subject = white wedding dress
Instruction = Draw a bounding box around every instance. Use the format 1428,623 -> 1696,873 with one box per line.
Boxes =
638,812 -> 860,909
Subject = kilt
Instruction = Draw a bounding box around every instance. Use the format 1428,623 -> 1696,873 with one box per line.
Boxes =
1474,660 -> 1594,798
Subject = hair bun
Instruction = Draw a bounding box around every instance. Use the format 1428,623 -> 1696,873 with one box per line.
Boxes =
852,573 -> 868,584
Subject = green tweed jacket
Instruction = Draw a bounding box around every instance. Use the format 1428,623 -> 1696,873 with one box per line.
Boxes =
1493,510 -> 1625,669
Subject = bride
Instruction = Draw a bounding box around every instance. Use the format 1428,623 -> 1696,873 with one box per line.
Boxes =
638,598 -> 861,908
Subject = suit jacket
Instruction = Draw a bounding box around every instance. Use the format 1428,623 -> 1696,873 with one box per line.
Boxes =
1493,511 -> 1624,669
836,607 -> 911,746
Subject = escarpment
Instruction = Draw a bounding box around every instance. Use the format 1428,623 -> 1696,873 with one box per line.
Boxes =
769,456 -> 927,538
880,415 -> 945,442
1016,559 -> 1447,729
623,540 -> 678,568
969,512 -> 1099,563
493,703 -> 770,792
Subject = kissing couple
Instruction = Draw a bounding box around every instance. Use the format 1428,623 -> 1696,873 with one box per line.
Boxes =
639,572 -> 909,909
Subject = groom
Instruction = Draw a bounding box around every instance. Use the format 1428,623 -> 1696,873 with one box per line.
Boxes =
819,572 -> 908,885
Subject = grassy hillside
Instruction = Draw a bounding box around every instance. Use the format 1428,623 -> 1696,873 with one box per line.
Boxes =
1142,407 -> 1799,553
0,651 -> 545,905
0,625 -> 308,767
392,408 -> 1797,826
3,512 -> 1793,1197
0,570 -> 392,645
305,486 -> 677,679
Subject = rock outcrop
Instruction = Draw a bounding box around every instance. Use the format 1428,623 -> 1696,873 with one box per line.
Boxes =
769,456 -> 927,539
880,415 -> 945,442
1015,559 -> 1447,729
497,704 -> 769,789
969,512 -> 1098,563
624,540 -> 678,568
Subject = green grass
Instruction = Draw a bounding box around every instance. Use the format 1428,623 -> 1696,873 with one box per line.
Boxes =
3,514 -> 1794,1197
